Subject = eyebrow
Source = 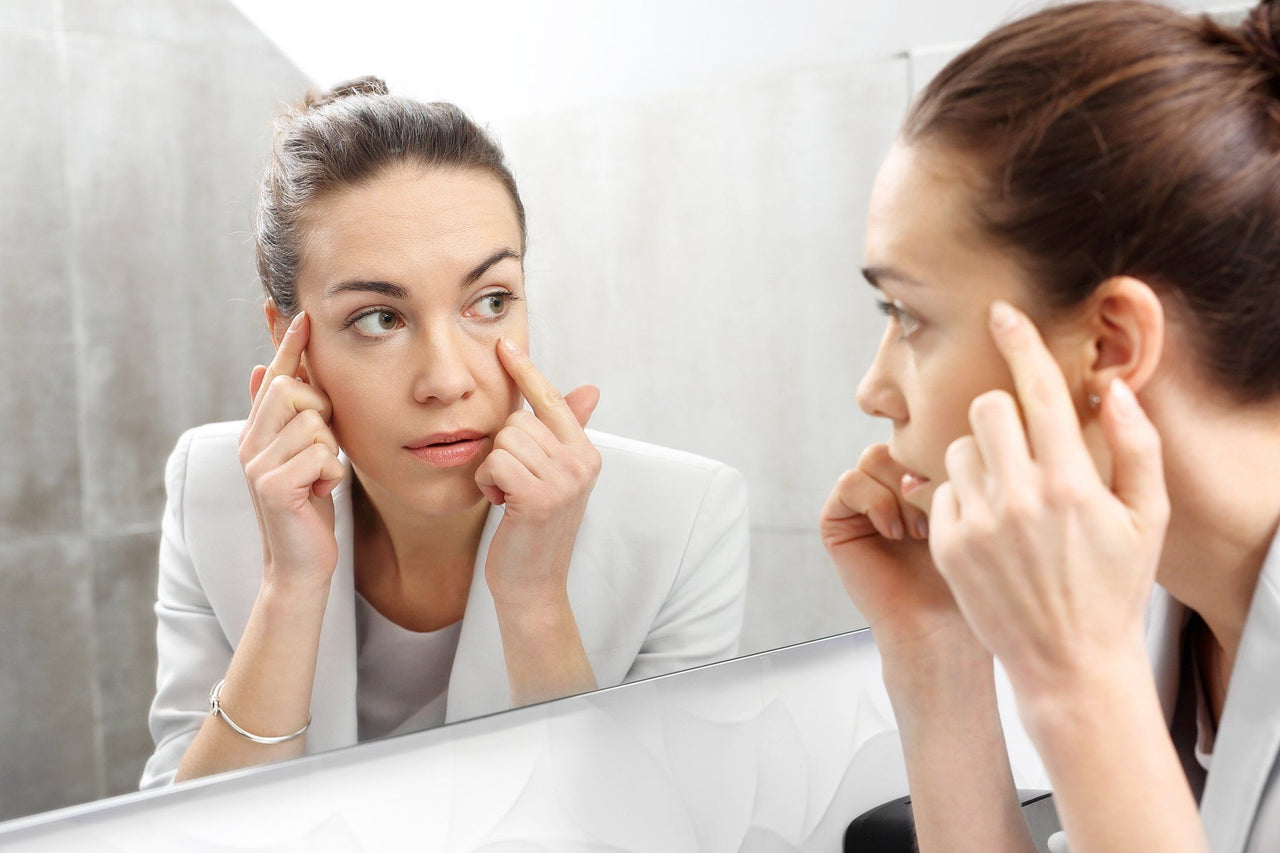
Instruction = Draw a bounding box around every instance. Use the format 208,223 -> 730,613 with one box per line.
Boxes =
323,249 -> 523,300
860,266 -> 927,289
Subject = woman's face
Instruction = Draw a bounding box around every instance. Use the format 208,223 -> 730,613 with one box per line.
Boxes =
291,164 -> 528,519
858,141 -> 1089,513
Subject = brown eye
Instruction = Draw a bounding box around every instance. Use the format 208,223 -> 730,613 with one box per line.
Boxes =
470,292 -> 513,318
352,309 -> 401,336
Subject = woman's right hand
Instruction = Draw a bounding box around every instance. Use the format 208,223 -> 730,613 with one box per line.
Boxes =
237,312 -> 344,592
820,444 -> 975,659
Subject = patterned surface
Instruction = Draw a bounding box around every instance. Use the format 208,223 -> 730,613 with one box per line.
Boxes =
0,630 -> 1049,852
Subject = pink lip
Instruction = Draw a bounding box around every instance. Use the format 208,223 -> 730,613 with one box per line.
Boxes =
404,431 -> 487,468
900,471 -> 932,498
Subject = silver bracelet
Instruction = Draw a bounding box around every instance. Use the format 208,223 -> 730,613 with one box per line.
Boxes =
208,678 -> 311,745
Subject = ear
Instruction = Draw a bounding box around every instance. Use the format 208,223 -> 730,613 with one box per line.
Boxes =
263,300 -> 314,384
1082,276 -> 1165,398
263,300 -> 288,349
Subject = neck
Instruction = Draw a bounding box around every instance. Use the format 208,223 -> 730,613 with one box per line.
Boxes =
351,475 -> 491,585
1144,375 -> 1280,676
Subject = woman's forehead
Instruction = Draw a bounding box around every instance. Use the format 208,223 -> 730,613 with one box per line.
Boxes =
296,167 -> 523,294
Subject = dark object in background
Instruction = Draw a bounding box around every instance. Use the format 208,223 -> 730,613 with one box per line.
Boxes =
844,790 -> 1060,852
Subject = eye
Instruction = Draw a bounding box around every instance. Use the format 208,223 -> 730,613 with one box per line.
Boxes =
348,308 -> 403,338
467,290 -> 521,320
876,297 -> 921,340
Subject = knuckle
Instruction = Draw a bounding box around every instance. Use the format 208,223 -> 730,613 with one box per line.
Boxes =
1043,476 -> 1087,509
857,444 -> 890,468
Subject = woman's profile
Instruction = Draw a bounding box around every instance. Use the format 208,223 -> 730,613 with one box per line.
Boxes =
142,78 -> 748,787
823,1 -> 1280,849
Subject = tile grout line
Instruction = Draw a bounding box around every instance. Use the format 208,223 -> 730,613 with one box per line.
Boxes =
52,0 -> 108,803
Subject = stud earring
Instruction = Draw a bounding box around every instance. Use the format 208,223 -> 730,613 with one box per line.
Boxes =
1087,393 -> 1102,411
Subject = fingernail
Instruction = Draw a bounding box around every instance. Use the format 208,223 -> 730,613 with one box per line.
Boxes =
890,519 -> 905,540
1109,377 -> 1138,417
990,300 -> 1019,332
500,337 -> 520,355
915,517 -> 929,539
287,312 -> 305,332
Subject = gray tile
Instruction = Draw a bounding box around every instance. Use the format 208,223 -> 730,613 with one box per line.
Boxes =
740,528 -> 866,658
61,0 -> 274,48
0,0 -> 56,31
0,31 -> 81,541
91,530 -> 161,797
0,536 -> 99,820
63,34 -> 307,533
498,59 -> 908,531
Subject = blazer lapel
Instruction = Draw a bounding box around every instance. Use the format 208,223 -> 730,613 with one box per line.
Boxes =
1201,533 -> 1280,852
304,462 -> 359,754
1146,584 -> 1188,729
444,505 -> 508,723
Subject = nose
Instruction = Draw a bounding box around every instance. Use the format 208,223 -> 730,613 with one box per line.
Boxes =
411,325 -> 477,405
856,325 -> 907,421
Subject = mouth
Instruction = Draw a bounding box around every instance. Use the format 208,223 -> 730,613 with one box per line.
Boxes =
899,470 -> 932,499
887,447 -> 932,498
404,430 -> 488,468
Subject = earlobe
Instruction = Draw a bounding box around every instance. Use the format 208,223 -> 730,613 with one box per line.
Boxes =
1086,276 -> 1165,398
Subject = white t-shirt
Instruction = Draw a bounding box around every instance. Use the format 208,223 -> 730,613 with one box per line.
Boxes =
354,592 -> 463,742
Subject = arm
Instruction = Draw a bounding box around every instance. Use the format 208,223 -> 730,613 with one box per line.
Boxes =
624,463 -> 749,682
928,301 -> 1206,852
882,640 -> 1036,853
478,339 -> 601,707
157,313 -> 345,783
822,446 -> 1036,852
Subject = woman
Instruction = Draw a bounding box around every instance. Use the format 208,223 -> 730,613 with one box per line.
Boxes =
822,2 -> 1280,850
142,78 -> 748,787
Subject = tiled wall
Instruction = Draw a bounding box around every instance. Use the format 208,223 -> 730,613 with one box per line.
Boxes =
0,0 -> 307,821
493,58 -> 916,658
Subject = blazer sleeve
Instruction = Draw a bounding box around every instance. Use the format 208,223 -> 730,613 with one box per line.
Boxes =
624,463 -> 749,682
139,428 -> 234,789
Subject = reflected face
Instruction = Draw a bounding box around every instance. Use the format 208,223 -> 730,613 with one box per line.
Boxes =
858,141 -> 1080,512
292,164 -> 528,518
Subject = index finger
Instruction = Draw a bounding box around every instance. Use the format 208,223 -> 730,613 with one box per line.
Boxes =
988,300 -> 1092,473
497,337 -> 583,441
249,311 -> 309,420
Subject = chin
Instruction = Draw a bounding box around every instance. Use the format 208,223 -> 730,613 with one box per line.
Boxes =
904,484 -> 936,515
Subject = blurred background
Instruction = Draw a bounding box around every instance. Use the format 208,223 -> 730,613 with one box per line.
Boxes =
0,0 -> 1241,824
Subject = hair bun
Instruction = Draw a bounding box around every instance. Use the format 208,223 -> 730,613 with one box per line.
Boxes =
304,76 -> 390,110
1240,0 -> 1280,77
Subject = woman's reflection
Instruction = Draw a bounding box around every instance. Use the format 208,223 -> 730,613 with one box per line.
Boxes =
142,77 -> 748,787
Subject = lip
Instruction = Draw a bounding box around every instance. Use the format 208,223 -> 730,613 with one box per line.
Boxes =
404,430 -> 488,468
900,470 -> 932,498
888,447 -> 932,497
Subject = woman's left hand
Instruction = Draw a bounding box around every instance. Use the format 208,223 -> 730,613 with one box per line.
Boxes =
476,338 -> 602,610
928,300 -> 1170,697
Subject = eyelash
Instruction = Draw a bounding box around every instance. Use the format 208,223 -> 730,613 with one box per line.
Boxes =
340,290 -> 523,339
876,298 -> 921,340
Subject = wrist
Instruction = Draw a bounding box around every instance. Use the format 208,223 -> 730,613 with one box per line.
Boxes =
258,573 -> 332,615
1013,640 -> 1155,746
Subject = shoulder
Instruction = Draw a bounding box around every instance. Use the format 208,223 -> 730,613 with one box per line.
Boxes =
581,429 -> 747,533
163,420 -> 252,525
587,429 -> 739,479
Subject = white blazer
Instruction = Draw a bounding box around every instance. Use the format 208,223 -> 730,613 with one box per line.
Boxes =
1052,528 -> 1280,852
142,421 -> 749,789
1148,526 -> 1280,853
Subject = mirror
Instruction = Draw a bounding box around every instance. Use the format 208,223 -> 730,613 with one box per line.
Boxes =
0,0 -> 1234,829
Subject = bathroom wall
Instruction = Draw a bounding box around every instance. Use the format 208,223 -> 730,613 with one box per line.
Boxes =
0,0 -> 307,821
0,0 -> 1245,826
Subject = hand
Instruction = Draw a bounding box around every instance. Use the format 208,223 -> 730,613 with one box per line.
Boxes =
929,300 -> 1170,694
820,445 -> 976,660
476,338 -> 601,608
238,312 -> 344,592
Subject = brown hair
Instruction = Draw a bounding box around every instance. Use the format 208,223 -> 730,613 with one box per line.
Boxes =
905,0 -> 1280,401
254,76 -> 526,317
